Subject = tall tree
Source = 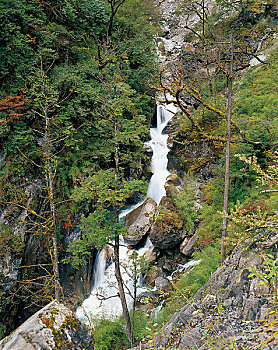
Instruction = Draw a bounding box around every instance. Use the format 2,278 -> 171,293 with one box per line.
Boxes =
70,74 -> 147,346
221,38 -> 233,264
24,53 -> 76,301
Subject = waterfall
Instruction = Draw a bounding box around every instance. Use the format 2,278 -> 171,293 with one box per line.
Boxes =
146,105 -> 175,205
76,103 -> 176,324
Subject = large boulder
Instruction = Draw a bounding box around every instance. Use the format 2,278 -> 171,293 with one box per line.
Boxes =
0,301 -> 93,350
165,174 -> 183,197
124,198 -> 157,246
150,197 -> 186,250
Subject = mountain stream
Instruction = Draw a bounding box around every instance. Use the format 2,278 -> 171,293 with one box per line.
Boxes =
76,103 -> 176,324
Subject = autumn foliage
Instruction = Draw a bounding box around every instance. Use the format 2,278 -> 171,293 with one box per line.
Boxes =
0,94 -> 27,124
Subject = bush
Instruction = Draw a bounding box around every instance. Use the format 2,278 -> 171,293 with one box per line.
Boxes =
94,319 -> 128,350
172,175 -> 198,234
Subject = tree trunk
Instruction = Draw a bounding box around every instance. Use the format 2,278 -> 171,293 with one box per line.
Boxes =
48,159 -> 62,301
113,113 -> 135,347
107,0 -> 126,41
45,113 -> 62,301
221,40 -> 233,264
114,235 -> 135,347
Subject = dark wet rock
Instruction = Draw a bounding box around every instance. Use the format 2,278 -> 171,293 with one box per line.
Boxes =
136,291 -> 160,307
165,174 -> 183,197
145,266 -> 163,286
150,197 -> 186,250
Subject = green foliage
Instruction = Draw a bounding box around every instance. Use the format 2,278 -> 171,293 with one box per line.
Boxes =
0,321 -> 6,341
154,207 -> 183,234
130,310 -> 150,340
248,253 -> 278,288
0,178 -> 27,207
0,0 -> 45,88
235,46 -> 278,146
94,318 -> 128,350
181,244 -> 221,294
72,169 -> 146,207
227,151 -> 278,243
67,167 -> 146,267
66,207 -> 126,267
173,175 -> 198,233
0,224 -> 24,259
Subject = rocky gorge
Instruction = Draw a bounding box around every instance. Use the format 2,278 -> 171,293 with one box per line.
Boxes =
1,0 -> 278,349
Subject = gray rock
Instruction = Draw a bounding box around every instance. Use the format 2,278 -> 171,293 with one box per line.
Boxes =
178,328 -> 202,349
165,174 -> 183,197
180,233 -> 198,257
142,248 -> 158,264
136,291 -> 160,306
250,277 -> 269,297
259,306 -> 272,321
201,294 -> 216,308
155,276 -> 173,291
243,296 -> 260,320
145,266 -> 163,286
124,198 -> 157,246
0,301 -> 93,350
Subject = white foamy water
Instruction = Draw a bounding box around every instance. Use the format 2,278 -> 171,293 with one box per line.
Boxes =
76,103 -> 176,324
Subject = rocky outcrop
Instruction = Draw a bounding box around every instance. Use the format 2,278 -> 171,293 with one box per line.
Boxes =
136,291 -> 160,307
165,174 -> 183,197
0,301 -> 93,350
145,266 -> 163,286
150,197 -> 186,250
166,115 -> 219,180
157,233 -> 278,349
124,198 -> 157,246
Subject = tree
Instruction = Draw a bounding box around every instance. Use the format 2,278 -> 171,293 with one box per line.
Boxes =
107,0 -> 127,40
178,0 -> 210,39
20,53 -> 76,301
228,150 -> 278,246
69,74 -> 147,347
152,0 -> 274,262
221,39 -> 233,264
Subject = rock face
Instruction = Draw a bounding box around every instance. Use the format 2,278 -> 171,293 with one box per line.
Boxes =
158,233 -> 278,349
168,126 -> 219,180
0,301 -> 94,350
150,197 -> 186,250
124,198 -> 157,246
145,266 -> 163,286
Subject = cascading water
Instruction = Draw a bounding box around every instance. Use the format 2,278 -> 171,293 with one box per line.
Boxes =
76,103 -> 176,324
146,104 -> 176,204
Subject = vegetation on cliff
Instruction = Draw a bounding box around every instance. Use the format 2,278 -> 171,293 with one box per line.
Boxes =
0,0 -> 157,339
